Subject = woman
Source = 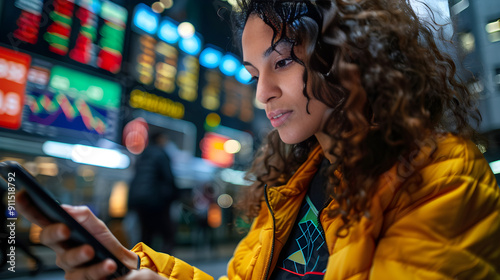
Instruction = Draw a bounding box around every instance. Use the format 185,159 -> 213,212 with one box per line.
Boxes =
17,0 -> 500,279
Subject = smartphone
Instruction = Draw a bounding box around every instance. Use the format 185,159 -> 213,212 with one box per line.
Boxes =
0,161 -> 130,279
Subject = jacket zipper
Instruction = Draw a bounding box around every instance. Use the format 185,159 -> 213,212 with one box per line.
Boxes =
263,184 -> 275,280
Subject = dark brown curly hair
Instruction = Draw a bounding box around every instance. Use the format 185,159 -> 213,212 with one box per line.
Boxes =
232,0 -> 482,233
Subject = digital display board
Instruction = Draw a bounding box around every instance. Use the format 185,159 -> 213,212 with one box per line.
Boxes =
0,0 -> 128,74
129,3 -> 202,101
22,59 -> 121,141
127,3 -> 255,121
124,2 -> 259,158
0,0 -> 126,144
0,46 -> 31,130
128,39 -> 197,101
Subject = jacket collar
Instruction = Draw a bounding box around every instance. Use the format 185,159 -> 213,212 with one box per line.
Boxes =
271,144 -> 325,197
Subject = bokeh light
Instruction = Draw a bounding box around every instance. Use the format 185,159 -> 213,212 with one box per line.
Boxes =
224,139 -> 241,154
178,22 -> 195,38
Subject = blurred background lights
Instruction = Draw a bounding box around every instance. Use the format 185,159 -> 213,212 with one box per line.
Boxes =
223,0 -> 239,10
37,160 -> 59,177
486,19 -> 500,42
219,169 -> 252,186
490,160 -> 500,175
158,19 -> 179,44
199,47 -> 223,68
78,166 -> 96,182
459,32 -> 475,53
160,0 -> 174,9
205,112 -> 221,128
217,194 -> 233,208
219,54 -> 240,76
151,1 -> 165,13
179,34 -> 202,56
486,19 -> 500,34
236,65 -> 252,84
450,0 -> 469,15
108,181 -> 129,218
224,139 -> 241,154
71,145 -> 130,169
123,117 -> 149,155
178,22 -> 195,38
133,3 -> 159,34
42,141 -> 130,169
42,141 -> 73,159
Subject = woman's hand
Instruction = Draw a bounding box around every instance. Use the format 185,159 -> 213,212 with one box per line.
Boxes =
122,269 -> 168,279
16,190 -> 140,279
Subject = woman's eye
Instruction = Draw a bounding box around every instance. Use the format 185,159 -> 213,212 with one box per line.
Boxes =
250,76 -> 259,83
275,58 -> 293,69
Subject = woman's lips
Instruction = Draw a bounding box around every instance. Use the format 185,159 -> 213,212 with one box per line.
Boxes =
268,111 -> 292,128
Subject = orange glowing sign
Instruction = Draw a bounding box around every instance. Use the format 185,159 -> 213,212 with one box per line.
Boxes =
201,132 -> 234,168
0,46 -> 31,130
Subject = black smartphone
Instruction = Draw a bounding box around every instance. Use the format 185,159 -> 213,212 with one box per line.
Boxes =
0,161 -> 130,279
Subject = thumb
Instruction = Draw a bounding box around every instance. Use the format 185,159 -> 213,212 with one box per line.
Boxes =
61,205 -> 108,236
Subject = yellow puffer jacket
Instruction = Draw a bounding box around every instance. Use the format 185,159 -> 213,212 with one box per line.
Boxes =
132,134 -> 500,279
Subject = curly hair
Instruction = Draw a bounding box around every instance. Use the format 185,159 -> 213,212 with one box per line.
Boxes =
232,0 -> 482,233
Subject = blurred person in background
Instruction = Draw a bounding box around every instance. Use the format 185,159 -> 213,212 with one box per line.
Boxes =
192,183 -> 217,259
16,0 -> 500,279
127,132 -> 178,254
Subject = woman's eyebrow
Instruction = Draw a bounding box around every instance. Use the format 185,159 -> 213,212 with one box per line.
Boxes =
243,41 -> 290,66
242,45 -> 274,68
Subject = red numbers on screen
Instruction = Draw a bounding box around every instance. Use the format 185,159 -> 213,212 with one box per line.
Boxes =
44,0 -> 75,55
70,6 -> 97,64
14,11 -> 42,44
97,20 -> 125,74
11,0 -> 126,74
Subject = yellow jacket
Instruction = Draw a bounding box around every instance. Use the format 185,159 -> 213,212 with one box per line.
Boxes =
132,134 -> 500,279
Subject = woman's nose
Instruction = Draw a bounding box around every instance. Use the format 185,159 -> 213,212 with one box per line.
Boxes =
255,74 -> 281,104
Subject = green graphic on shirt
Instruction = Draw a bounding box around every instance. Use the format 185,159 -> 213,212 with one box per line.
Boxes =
300,196 -> 319,226
274,195 -> 327,277
288,250 -> 306,265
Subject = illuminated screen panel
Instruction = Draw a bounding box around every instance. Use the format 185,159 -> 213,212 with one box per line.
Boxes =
129,4 -> 203,101
0,0 -> 128,74
129,33 -> 181,94
0,46 -> 32,130
22,59 -> 121,141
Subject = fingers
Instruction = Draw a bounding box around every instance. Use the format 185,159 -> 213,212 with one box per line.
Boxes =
61,205 -> 109,236
64,259 -> 117,280
59,205 -> 139,270
55,244 -> 94,269
17,192 -> 133,279
38,223 -> 71,253
16,190 -> 52,227
46,239 -> 120,280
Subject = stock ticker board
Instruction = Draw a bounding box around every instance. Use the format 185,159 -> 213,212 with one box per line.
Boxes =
0,0 -> 128,144
0,0 -> 257,154
0,0 -> 128,74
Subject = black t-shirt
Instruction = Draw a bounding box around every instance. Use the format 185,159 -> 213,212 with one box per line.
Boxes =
271,159 -> 330,279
